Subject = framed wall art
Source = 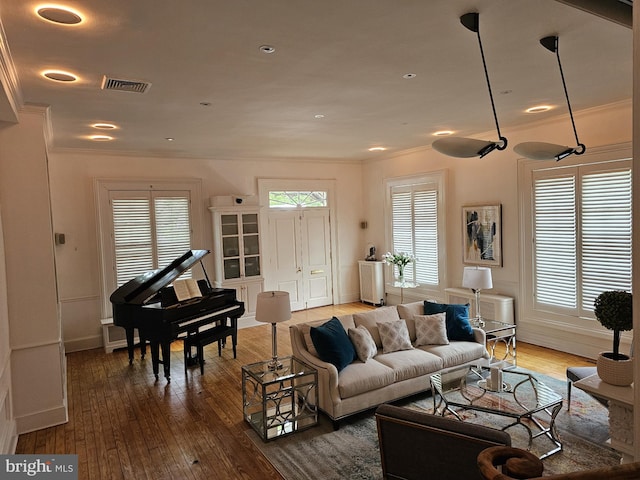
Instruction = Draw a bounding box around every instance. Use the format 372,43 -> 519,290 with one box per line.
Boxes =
462,204 -> 502,267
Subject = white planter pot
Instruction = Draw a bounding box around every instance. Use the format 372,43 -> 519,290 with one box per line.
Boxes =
596,352 -> 633,386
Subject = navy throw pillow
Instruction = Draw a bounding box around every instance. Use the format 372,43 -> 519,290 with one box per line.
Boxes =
423,301 -> 474,341
310,317 -> 357,371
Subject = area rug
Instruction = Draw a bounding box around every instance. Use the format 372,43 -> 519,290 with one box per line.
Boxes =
246,369 -> 622,480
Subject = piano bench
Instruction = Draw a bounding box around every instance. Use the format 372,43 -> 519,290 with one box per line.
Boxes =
183,325 -> 237,375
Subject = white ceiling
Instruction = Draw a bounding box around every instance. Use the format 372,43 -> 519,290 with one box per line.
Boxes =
0,0 -> 632,161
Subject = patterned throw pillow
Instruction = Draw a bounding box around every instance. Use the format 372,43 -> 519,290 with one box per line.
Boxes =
424,301 -> 475,341
348,325 -> 378,362
376,319 -> 414,354
414,313 -> 449,346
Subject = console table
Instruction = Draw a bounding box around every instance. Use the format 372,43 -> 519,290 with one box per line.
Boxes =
574,373 -> 634,463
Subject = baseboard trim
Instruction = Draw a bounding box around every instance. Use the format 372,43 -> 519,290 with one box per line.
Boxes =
15,405 -> 68,435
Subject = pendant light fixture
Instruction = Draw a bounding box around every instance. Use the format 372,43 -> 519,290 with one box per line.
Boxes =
432,12 -> 507,159
514,36 -> 586,161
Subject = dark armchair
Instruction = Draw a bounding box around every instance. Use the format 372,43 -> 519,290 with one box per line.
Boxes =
375,404 -> 511,480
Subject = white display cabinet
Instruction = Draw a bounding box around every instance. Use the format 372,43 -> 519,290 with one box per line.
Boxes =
210,197 -> 264,320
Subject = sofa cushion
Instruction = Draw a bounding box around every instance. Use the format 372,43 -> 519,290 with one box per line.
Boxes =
414,313 -> 449,346
310,317 -> 357,371
377,319 -> 414,353
419,341 -> 487,368
301,314 -> 355,357
374,349 -> 443,382
353,307 -> 401,348
424,301 -> 474,341
348,325 -> 378,362
338,360 -> 396,399
396,301 -> 425,341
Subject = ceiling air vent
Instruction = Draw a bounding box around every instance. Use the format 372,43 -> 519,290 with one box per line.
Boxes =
101,75 -> 151,93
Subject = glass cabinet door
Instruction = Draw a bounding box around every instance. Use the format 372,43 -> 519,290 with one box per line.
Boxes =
219,212 -> 261,280
242,214 -> 260,277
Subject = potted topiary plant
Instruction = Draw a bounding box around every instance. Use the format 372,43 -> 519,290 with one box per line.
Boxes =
593,290 -> 633,386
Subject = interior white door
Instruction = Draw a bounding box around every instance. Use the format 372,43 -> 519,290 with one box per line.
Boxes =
267,211 -> 304,311
300,209 -> 333,308
266,209 -> 332,311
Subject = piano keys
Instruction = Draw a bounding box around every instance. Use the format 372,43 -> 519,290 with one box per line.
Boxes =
110,249 -> 245,381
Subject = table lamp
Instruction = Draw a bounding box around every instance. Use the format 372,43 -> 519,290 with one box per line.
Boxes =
255,291 -> 292,370
462,266 -> 493,327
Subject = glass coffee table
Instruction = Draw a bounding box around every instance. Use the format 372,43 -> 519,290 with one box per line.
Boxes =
429,365 -> 563,459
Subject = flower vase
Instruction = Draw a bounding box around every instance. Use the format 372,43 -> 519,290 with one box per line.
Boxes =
397,266 -> 404,284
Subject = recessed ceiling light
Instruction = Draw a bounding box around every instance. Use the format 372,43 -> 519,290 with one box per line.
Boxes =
92,123 -> 117,130
42,70 -> 78,82
259,45 -> 276,54
368,147 -> 387,152
433,130 -> 454,136
525,105 -> 552,114
89,135 -> 113,141
200,102 -> 212,107
165,137 -> 175,142
36,5 -> 83,25
314,114 -> 325,119
403,73 -> 417,79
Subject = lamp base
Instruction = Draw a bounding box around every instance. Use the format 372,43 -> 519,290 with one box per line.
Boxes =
267,357 -> 283,371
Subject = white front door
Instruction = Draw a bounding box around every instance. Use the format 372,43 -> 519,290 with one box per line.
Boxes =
266,209 -> 333,311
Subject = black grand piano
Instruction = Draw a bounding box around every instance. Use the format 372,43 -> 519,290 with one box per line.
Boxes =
110,249 -> 244,381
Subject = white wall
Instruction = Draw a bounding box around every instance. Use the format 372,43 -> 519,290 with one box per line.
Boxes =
362,100 -> 632,358
0,205 -> 16,452
47,152 -> 365,351
0,107 -> 67,435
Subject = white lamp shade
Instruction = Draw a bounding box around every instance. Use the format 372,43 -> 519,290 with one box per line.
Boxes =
462,266 -> 493,290
255,291 -> 291,324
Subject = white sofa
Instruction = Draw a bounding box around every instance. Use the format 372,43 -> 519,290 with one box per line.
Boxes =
289,301 -> 489,424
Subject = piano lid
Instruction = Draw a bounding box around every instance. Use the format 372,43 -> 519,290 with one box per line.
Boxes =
110,249 -> 210,305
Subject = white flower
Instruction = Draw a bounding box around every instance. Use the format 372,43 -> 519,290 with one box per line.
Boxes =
382,251 -> 417,267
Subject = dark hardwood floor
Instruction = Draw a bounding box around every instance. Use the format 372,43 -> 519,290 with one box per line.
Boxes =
15,303 -> 594,479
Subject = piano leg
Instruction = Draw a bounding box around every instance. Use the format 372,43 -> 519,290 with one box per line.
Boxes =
125,327 -> 136,365
150,340 -> 161,381
161,341 -> 171,381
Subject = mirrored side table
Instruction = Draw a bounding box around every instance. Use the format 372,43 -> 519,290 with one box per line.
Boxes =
242,356 -> 318,441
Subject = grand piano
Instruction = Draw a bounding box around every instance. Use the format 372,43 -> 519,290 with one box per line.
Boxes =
110,249 -> 244,381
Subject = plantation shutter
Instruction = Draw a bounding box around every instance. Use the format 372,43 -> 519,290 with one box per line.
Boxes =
533,174 -> 577,308
154,195 -> 192,269
580,168 -> 632,310
111,191 -> 192,287
533,162 -> 632,314
390,184 -> 438,285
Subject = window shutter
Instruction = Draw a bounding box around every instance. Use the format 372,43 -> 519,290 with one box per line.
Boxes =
390,185 -> 438,285
112,197 -> 154,287
533,175 -> 577,308
414,190 -> 438,284
154,195 -> 192,272
581,169 -> 632,309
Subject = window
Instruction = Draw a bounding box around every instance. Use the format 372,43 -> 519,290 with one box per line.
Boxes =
111,192 -> 192,287
268,191 -> 327,208
96,179 -> 203,318
532,161 -> 632,317
386,172 -> 445,289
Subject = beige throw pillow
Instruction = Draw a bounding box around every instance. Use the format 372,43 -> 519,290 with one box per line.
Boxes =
414,313 -> 449,346
377,319 -> 414,353
348,325 -> 378,362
